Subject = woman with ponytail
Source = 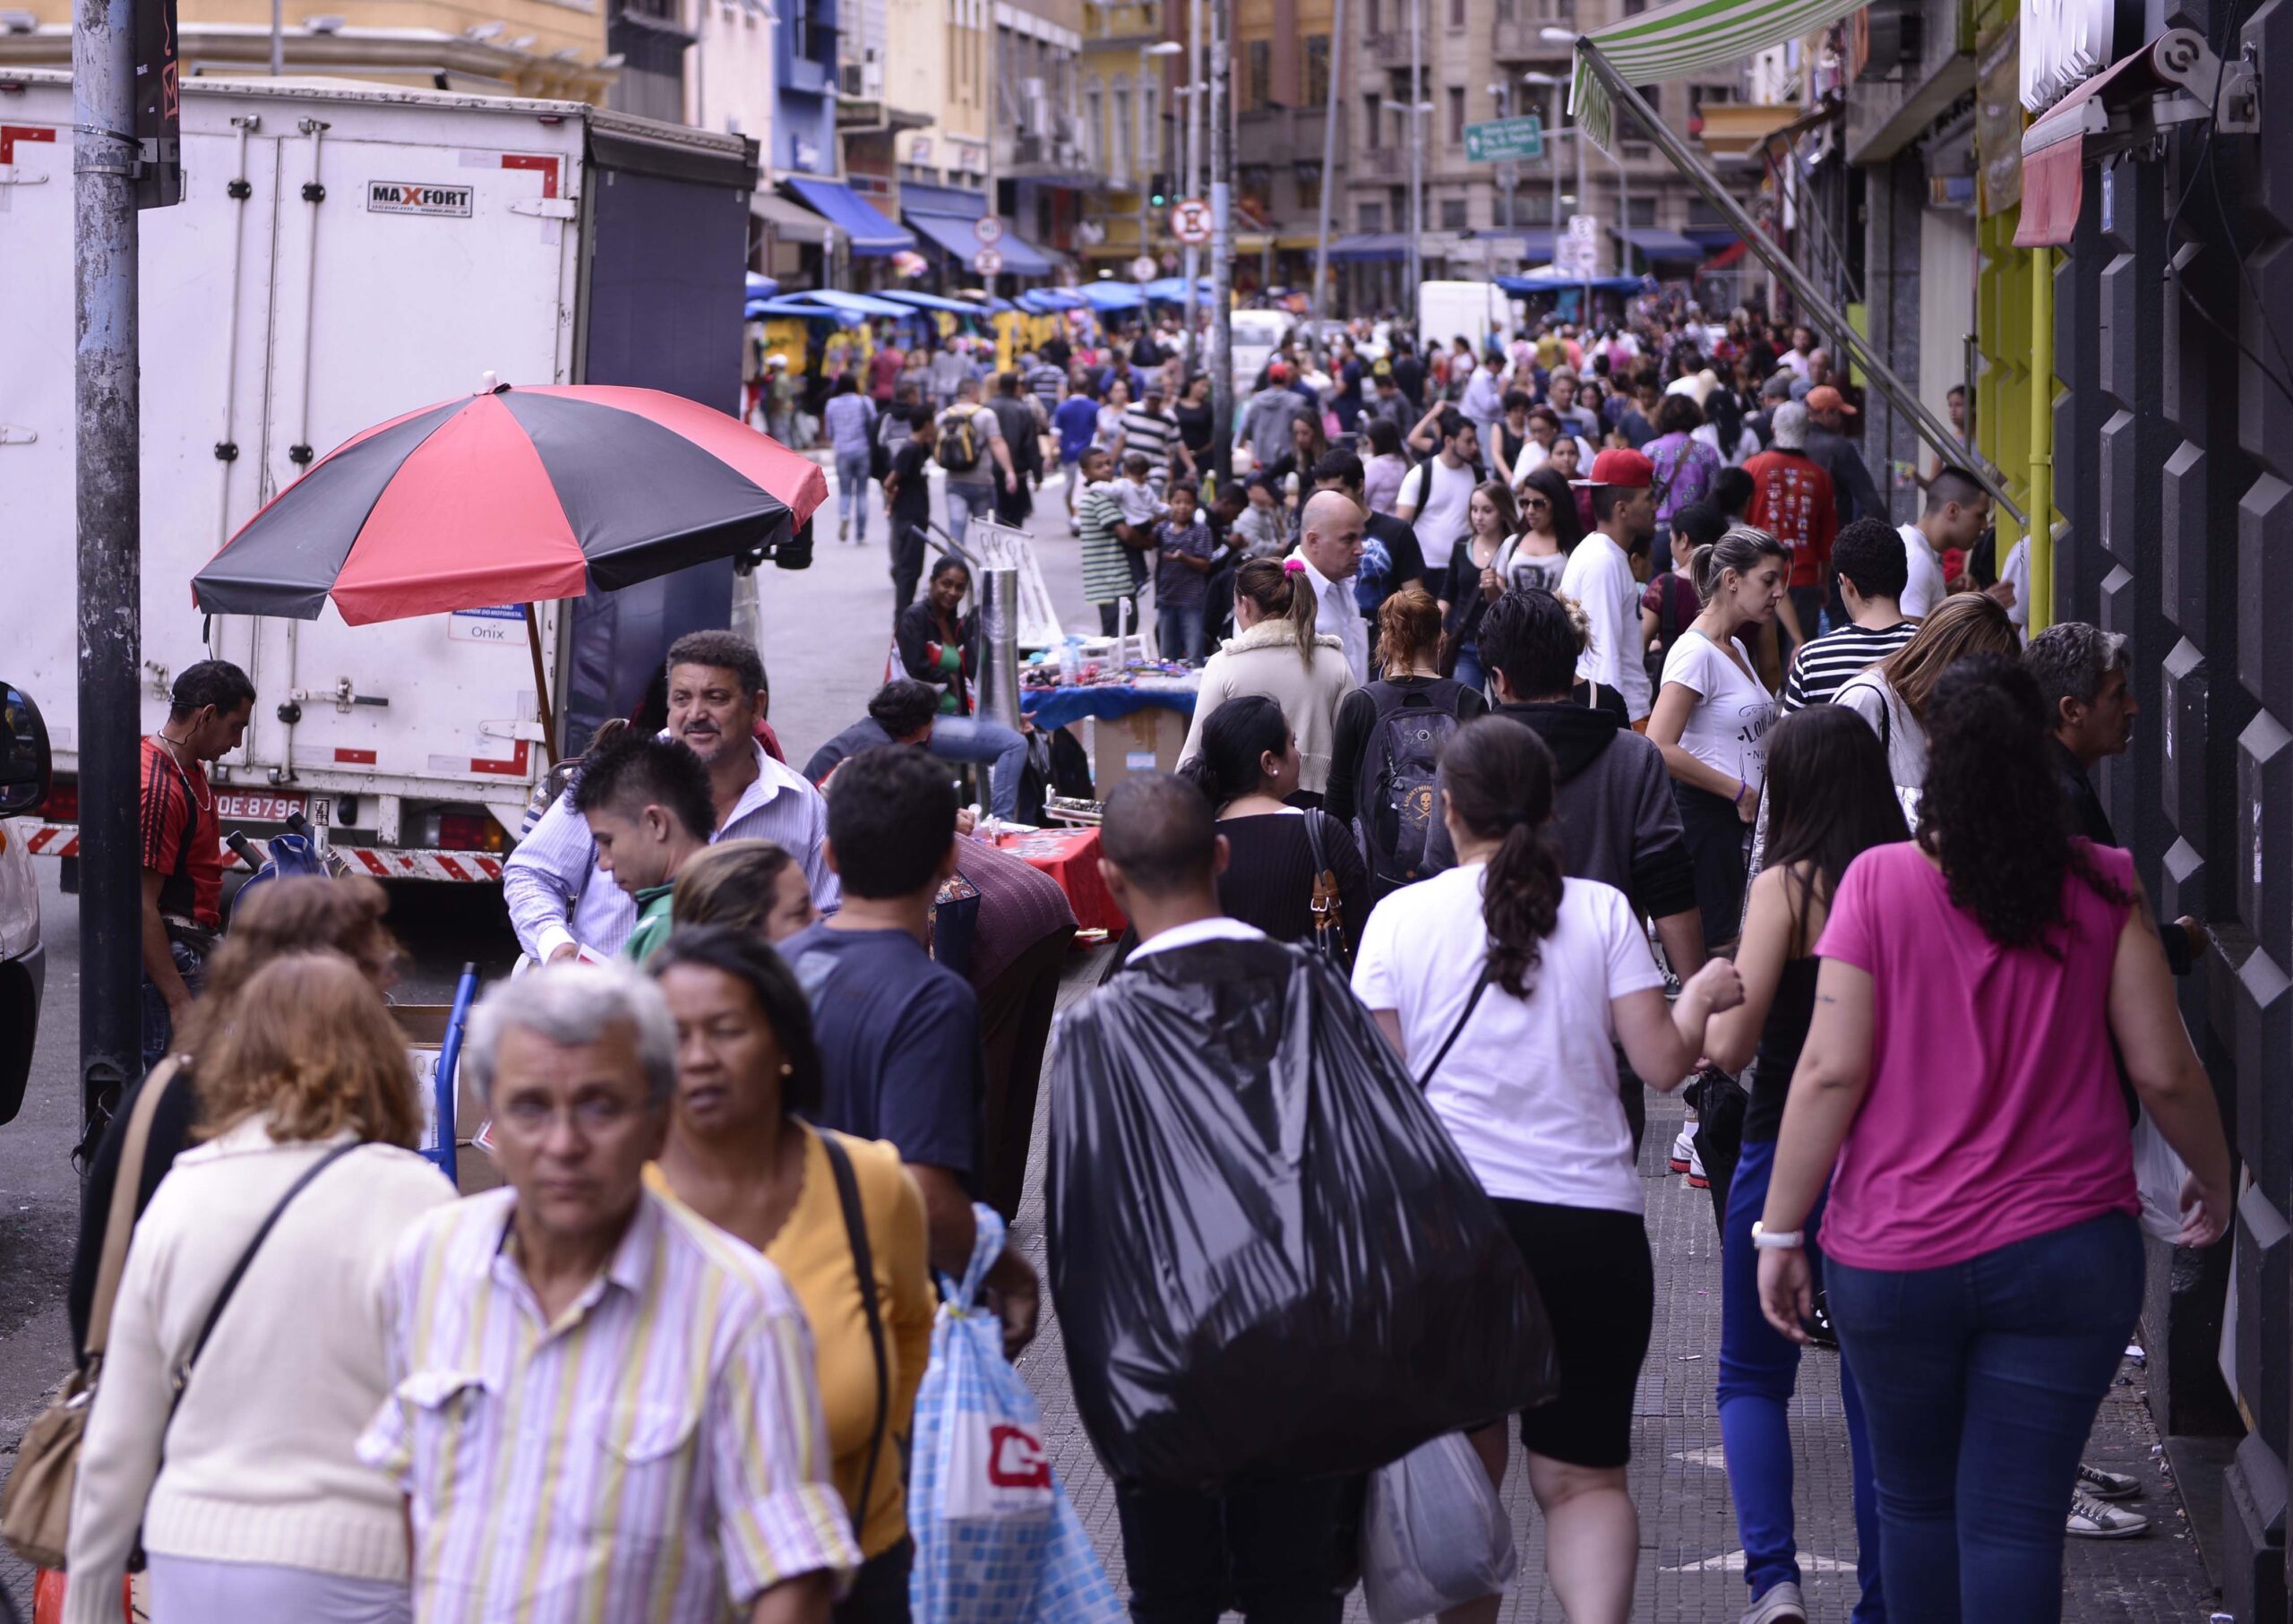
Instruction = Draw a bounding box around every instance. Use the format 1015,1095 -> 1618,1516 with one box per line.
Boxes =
1179,556 -> 1353,801
1353,716 -> 1743,1624
1757,657 -> 2233,1622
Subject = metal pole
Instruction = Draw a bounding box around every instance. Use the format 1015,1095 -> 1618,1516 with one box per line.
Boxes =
1136,43 -> 1150,301
1548,84 -> 1561,235
1405,0 -> 1421,322
1183,0 -> 1202,370
75,0 -> 143,1139
1574,93 -> 1587,321
271,0 -> 283,74
1570,41 -> 2027,528
1497,84 -> 1514,236
1209,0 -> 1232,486
1308,0 -> 1343,361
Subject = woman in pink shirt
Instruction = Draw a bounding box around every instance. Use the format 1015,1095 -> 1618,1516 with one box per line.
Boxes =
1755,657 -> 2232,1623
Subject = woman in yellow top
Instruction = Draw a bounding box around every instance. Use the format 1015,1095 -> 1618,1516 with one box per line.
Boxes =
647,926 -> 935,1622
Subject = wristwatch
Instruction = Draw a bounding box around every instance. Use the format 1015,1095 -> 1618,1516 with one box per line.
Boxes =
1750,1221 -> 1804,1251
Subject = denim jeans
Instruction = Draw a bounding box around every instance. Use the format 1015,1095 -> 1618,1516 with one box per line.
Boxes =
139,935 -> 209,1073
945,480 -> 995,540
928,713 -> 1029,821
1827,1211 -> 2143,1624
1113,1478 -> 1352,1624
1720,1137 -> 1885,1620
1158,604 -> 1207,663
835,449 -> 872,541
1452,640 -> 1486,696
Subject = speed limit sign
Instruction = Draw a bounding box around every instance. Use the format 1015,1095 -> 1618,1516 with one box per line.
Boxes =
974,215 -> 1005,245
972,246 -> 1003,275
1169,198 -> 1212,245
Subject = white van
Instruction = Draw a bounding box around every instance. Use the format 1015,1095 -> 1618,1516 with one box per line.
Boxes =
1417,282 -> 1516,356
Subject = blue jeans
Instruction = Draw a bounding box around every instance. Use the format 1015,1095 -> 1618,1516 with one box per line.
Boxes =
1158,605 -> 1207,663
835,449 -> 872,540
1720,1137 -> 1885,1620
1827,1212 -> 2143,1624
929,713 -> 1028,821
139,935 -> 209,1073
945,481 -> 995,540
1452,640 -> 1485,696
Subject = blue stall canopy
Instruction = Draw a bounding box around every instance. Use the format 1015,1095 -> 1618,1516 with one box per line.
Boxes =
1019,288 -> 1085,312
744,271 -> 781,300
879,288 -> 993,317
798,288 -> 917,319
904,211 -> 1056,277
1144,275 -> 1215,303
1079,280 -> 1145,311
748,297 -> 866,325
1327,233 -> 1409,263
782,177 -> 915,256
1612,226 -> 1704,262
1495,270 -> 1649,296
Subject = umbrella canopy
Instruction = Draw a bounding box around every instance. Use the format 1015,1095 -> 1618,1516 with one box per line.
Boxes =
192,383 -> 828,626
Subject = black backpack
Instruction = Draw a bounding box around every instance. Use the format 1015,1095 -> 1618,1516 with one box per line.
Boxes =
1355,679 -> 1469,888
935,405 -> 983,474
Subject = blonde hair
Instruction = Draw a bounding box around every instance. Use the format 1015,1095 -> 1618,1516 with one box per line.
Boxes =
1879,592 -> 2021,721
194,951 -> 422,1149
672,838 -> 798,934
177,876 -> 404,1061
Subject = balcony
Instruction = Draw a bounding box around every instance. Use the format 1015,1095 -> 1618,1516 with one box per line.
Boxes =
1351,144 -> 1412,180
1490,10 -> 1574,61
1237,105 -> 1332,166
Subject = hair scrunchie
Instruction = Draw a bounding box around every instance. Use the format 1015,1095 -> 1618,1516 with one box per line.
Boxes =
1282,556 -> 1307,574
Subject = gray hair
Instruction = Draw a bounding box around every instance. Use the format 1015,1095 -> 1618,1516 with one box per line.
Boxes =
1770,400 -> 1810,450
462,961 -> 677,1107
2024,622 -> 2130,716
1693,523 -> 1791,602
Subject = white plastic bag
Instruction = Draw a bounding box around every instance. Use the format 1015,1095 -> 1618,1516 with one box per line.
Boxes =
2132,1108 -> 2194,1242
1359,1431 -> 1517,1624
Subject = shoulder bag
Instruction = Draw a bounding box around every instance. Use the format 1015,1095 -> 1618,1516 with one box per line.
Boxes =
820,1132 -> 891,1538
1413,963 -> 1497,1091
1300,811 -> 1347,965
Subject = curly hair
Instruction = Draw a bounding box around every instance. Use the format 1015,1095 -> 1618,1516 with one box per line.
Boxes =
1919,656 -> 2128,953
1377,584 -> 1445,675
177,876 -> 404,1061
195,951 -> 422,1148
1439,717 -> 1565,997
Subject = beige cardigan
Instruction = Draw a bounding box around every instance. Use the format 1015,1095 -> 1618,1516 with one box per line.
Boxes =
1178,622 -> 1357,795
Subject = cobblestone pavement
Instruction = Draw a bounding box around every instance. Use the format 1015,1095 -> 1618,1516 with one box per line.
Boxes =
1013,954 -> 2220,1623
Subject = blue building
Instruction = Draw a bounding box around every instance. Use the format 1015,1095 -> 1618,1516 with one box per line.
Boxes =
776,0 -> 840,175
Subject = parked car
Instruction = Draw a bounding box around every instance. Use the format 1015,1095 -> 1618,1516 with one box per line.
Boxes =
0,681 -> 51,1124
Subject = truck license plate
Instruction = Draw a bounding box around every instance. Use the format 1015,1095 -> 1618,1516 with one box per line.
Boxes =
215,791 -> 308,822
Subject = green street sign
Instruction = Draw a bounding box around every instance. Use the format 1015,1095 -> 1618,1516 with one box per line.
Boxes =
1464,114 -> 1543,162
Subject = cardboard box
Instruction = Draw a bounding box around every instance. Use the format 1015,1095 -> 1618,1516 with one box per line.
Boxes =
1085,706 -> 1189,795
391,1002 -> 504,1196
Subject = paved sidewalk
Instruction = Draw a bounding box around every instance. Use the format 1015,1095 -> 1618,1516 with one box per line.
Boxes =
1012,953 -> 2219,1623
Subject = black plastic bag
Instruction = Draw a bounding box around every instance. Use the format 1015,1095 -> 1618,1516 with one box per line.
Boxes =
1046,936 -> 1559,1490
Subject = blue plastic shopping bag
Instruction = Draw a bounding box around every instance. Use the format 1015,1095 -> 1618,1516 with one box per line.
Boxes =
909,1207 -> 1123,1624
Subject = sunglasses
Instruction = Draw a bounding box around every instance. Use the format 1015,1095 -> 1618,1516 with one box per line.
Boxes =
1520,496 -> 1550,511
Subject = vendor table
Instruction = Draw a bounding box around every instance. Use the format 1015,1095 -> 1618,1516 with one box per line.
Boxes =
992,827 -> 1127,934
1019,682 -> 1198,732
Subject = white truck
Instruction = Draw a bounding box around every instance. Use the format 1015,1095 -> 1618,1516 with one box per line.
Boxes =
2,71 -> 759,884
1416,280 -> 1516,354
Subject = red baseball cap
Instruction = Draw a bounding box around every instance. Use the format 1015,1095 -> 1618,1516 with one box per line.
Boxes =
1267,360 -> 1291,382
1573,448 -> 1654,489
1806,384 -> 1857,415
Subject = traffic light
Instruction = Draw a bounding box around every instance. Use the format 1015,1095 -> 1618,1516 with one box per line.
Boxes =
1149,171 -> 1172,207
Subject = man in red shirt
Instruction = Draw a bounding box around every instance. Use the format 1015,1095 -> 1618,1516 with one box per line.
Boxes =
1743,400 -> 1838,657
140,660 -> 254,1070
867,331 -> 906,404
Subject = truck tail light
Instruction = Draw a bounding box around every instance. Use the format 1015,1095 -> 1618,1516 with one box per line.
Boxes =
420,810 -> 506,852
41,777 -> 77,822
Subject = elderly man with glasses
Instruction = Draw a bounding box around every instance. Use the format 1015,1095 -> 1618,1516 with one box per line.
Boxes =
358,962 -> 859,1623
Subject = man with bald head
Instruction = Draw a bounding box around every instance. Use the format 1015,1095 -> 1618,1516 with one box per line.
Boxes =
1292,487 -> 1370,684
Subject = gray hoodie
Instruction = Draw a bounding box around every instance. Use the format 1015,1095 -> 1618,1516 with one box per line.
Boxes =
1237,385 -> 1309,470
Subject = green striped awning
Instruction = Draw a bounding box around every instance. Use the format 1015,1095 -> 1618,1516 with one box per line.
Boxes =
1567,0 -> 1867,150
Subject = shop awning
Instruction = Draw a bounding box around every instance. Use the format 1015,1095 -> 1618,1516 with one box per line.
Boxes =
795,288 -> 915,318
748,297 -> 865,325
783,177 -> 915,256
1612,226 -> 1704,262
1497,270 -> 1647,296
751,190 -> 829,245
1327,232 -> 1408,263
1562,0 -> 1874,151
903,211 -> 1056,276
1078,281 -> 1146,311
899,181 -> 988,218
1681,225 -> 1741,249
1018,288 -> 1085,312
878,288 -> 992,316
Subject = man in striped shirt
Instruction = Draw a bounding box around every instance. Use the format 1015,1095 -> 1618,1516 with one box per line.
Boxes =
1024,352 -> 1065,411
1780,517 -> 1918,713
360,963 -> 859,1623
1075,445 -> 1146,636
1112,381 -> 1189,488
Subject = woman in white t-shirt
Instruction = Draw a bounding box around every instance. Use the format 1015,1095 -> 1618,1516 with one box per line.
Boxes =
1649,524 -> 1788,950
1353,717 -> 1742,1624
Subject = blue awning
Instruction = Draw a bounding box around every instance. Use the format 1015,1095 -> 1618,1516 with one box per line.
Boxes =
1018,288 -> 1084,313
1611,226 -> 1704,262
877,288 -> 993,317
1682,225 -> 1742,249
744,271 -> 781,299
783,177 -> 914,255
899,181 -> 988,218
1079,281 -> 1145,311
903,211 -> 1055,277
747,297 -> 865,325
1144,275 -> 1215,302
1496,271 -> 1649,296
796,288 -> 916,318
1516,229 -> 1558,262
1327,232 -> 1408,263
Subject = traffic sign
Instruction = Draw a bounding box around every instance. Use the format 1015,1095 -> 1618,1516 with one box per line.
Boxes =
973,215 -> 1005,245
972,246 -> 1003,275
1169,197 -> 1213,245
1564,211 -> 1598,241
1129,254 -> 1158,280
1464,114 -> 1543,163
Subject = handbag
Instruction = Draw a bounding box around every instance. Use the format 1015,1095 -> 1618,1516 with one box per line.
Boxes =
1300,811 -> 1346,964
820,1133 -> 891,1537
1,1060 -> 182,1569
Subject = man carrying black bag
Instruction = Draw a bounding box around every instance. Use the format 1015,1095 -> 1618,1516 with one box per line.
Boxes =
1047,775 -> 1559,1623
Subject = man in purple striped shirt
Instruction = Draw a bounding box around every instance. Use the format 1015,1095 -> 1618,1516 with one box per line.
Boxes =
359,964 -> 859,1622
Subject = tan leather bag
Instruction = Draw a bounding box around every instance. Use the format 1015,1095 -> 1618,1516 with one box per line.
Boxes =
0,1060 -> 180,1569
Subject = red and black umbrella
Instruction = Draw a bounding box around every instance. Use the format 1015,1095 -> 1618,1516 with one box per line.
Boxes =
191,382 -> 827,625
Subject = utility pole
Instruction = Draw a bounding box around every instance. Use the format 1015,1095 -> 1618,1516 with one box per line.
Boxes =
1209,0 -> 1232,486
1306,0 -> 1344,363
1492,82 -> 1514,236
1182,0 -> 1202,371
76,0 -> 144,1139
1404,0 -> 1421,322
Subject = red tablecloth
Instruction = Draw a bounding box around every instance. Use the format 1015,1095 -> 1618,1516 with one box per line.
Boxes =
993,827 -> 1127,934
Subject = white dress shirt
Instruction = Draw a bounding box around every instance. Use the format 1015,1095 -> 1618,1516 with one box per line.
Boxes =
1559,531 -> 1653,720
502,738 -> 839,961
1129,915 -> 1267,962
1294,551 -> 1369,685
1897,520 -> 1946,620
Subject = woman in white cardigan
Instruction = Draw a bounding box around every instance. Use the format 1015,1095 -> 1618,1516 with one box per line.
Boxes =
1180,554 -> 1356,800
66,951 -> 454,1624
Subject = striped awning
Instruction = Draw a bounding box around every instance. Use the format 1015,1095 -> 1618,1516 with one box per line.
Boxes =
1567,0 -> 1869,150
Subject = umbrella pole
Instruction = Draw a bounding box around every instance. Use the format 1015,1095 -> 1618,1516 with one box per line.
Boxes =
525,602 -> 560,768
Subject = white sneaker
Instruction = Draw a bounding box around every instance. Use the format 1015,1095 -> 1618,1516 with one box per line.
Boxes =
2065,1491 -> 2149,1538
2076,1461 -> 2141,1499
1670,1125 -> 1696,1175
1741,1579 -> 1807,1623
1688,1141 -> 1710,1190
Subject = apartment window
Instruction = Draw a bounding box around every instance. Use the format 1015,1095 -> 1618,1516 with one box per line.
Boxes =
1083,81 -> 1103,167
1495,0 -> 1513,16
1364,92 -> 1382,147
1305,35 -> 1329,106
1447,0 -> 1464,25
1626,196 -> 1656,226
1247,39 -> 1272,110
1440,196 -> 1467,229
1516,188 -> 1552,224
1143,81 -> 1160,171
1297,163 -> 1322,210
1635,83 -> 1662,114
1112,82 -> 1132,177
1360,200 -> 1384,230
1364,0 -> 1378,36
1447,86 -> 1464,143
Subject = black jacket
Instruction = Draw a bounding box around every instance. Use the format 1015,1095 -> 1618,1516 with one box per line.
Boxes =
896,601 -> 976,713
2050,736 -> 2194,975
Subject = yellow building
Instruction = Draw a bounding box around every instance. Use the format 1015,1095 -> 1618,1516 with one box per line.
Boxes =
1078,0 -> 1170,267
0,0 -> 614,102
889,0 -> 993,193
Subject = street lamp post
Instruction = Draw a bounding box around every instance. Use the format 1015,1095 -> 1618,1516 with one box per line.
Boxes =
1489,82 -> 1514,236
1380,93 -> 1432,324
1533,35 -> 1589,320
1138,39 -> 1183,305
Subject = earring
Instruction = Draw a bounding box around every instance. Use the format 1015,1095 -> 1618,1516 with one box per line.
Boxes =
779,1061 -> 794,1077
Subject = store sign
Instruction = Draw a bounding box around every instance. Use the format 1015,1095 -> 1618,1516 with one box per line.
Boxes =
2021,0 -> 2112,112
